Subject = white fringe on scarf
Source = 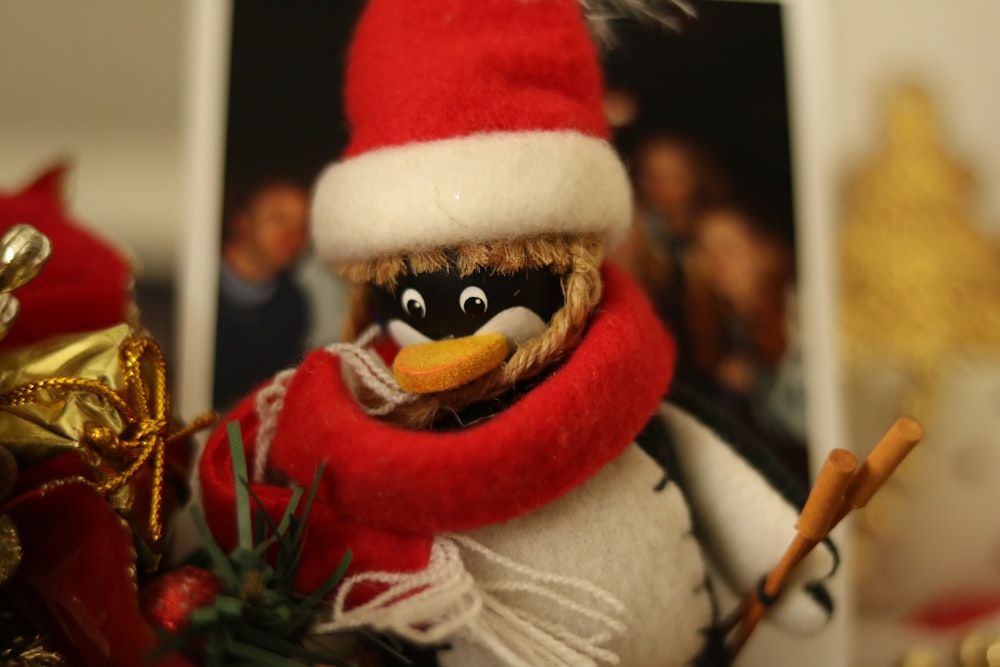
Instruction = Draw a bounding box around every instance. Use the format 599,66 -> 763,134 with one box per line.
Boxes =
312,534 -> 627,667
249,329 -> 625,664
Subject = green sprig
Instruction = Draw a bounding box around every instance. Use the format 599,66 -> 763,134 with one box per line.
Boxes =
149,421 -> 356,666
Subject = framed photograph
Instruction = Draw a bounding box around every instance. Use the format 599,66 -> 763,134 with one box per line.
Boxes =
179,1 -> 365,417
176,2 -> 847,665
597,3 -> 845,665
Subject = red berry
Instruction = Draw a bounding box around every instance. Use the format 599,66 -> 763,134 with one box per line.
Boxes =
140,566 -> 224,633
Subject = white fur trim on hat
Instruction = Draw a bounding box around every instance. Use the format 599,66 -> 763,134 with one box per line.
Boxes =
311,130 -> 632,264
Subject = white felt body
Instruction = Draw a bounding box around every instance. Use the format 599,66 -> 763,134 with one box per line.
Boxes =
433,401 -> 836,666
660,402 -> 836,634
440,443 -> 713,667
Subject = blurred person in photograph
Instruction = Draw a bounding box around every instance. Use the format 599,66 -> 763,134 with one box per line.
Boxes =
685,204 -> 807,477
213,176 -> 312,410
611,132 -> 728,359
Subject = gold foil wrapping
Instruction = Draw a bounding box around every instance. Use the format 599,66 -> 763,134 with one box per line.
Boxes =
0,323 -> 214,555
0,513 -> 20,585
0,636 -> 66,667
0,324 -> 130,467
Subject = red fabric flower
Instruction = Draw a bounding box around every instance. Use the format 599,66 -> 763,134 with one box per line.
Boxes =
2,452 -> 193,667
0,164 -> 133,350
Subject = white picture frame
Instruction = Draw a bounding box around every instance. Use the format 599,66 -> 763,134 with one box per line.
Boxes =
176,0 -> 232,425
174,3 -> 849,666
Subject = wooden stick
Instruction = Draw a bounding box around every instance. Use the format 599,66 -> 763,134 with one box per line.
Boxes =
726,448 -> 857,656
830,416 -> 923,528
725,417 -> 923,658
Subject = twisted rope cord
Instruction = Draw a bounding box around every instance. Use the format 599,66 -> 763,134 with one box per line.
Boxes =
0,335 -> 215,546
252,368 -> 297,483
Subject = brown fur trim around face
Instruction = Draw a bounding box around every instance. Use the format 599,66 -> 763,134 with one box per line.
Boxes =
338,235 -> 581,293
339,234 -> 604,429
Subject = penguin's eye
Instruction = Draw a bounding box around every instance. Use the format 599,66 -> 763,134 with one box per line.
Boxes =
459,286 -> 488,316
400,288 -> 426,318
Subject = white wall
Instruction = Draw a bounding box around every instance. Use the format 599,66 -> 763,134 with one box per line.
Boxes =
827,3 -> 1000,665
832,0 -> 1000,228
2,0 -> 999,664
3,0 -> 997,275
0,1 -> 185,282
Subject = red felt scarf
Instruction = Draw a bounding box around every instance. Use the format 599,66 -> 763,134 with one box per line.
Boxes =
200,265 -> 675,594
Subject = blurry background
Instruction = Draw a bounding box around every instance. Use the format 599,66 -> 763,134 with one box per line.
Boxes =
1,2 -> 999,330
1,1 -> 1000,666
1,0 -> 998,356
0,1 -> 185,356
834,1 -> 1000,226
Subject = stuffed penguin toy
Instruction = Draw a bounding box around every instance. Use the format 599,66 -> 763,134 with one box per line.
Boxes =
200,1 -> 837,665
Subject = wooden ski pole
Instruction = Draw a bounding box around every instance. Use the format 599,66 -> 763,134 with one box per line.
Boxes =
724,417 -> 923,658
830,416 -> 923,529
725,448 -> 858,655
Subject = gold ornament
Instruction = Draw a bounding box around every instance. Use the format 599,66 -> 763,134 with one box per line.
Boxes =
0,224 -> 52,345
0,514 -> 20,586
0,324 -> 133,466
959,631 -> 990,667
893,628 -> 1000,667
0,327 -> 216,551
840,84 -> 1000,419
988,639 -> 1000,667
839,85 -> 1000,599
0,636 -> 65,667
901,645 -> 945,667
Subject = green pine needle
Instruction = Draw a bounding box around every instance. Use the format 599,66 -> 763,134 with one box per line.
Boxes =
189,507 -> 239,590
227,421 -> 254,550
304,550 -> 353,610
245,484 -> 288,558
287,465 -> 324,558
277,486 -> 305,535
224,637 -> 303,666
149,421 -> 361,666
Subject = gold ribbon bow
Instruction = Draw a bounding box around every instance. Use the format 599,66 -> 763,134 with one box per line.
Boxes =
0,334 -> 215,549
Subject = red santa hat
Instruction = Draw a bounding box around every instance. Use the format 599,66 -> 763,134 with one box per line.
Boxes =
311,0 -> 633,265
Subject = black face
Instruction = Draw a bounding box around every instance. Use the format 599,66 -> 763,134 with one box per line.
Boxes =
371,264 -> 566,340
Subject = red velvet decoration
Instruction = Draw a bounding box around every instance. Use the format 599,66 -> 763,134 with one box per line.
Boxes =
905,593 -> 1000,632
0,165 -> 133,349
343,0 -> 608,157
2,453 -> 193,667
141,566 -> 225,634
200,265 -> 675,596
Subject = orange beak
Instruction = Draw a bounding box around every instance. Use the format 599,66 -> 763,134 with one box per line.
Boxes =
393,333 -> 509,394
